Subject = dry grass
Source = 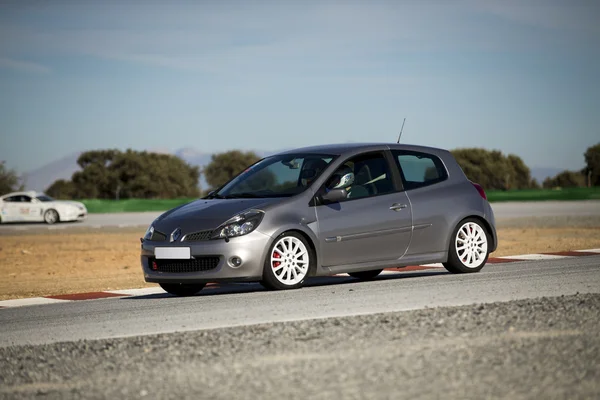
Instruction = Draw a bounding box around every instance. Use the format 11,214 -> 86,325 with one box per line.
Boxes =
0,231 -> 153,301
494,227 -> 600,256
1,225 -> 599,300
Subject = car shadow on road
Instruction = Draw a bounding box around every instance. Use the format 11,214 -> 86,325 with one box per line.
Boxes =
121,269 -> 449,300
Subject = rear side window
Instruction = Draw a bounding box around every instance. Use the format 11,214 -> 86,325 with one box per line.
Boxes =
393,151 -> 448,190
3,196 -> 27,202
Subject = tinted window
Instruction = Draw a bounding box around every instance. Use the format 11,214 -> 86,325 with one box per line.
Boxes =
322,152 -> 395,201
3,195 -> 30,202
394,151 -> 448,190
217,154 -> 335,198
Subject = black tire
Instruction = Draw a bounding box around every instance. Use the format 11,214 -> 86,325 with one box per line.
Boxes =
443,217 -> 490,274
261,231 -> 314,291
44,209 -> 59,225
159,283 -> 206,296
348,269 -> 383,280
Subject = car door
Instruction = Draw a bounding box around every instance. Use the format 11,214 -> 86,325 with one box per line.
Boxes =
23,196 -> 44,221
314,150 -> 413,267
8,195 -> 36,221
0,196 -> 20,222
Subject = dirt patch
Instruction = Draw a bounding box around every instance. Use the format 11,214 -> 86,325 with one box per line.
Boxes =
0,231 -> 153,301
495,227 -> 600,257
1,226 -> 599,300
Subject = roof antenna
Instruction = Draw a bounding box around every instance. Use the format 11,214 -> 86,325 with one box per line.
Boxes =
396,118 -> 406,143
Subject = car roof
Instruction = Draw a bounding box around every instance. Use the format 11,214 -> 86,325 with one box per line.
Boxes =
0,191 -> 42,199
274,142 -> 450,156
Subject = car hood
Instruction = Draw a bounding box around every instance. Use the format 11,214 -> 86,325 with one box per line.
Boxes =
153,198 -> 281,235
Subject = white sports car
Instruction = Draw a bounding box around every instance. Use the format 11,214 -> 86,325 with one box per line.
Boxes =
0,191 -> 87,224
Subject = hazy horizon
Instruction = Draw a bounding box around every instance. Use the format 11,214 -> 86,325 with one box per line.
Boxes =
1,1 -> 599,174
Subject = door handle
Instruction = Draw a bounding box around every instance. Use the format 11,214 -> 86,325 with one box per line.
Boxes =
389,203 -> 407,211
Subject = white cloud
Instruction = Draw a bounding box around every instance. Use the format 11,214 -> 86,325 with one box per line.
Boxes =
0,57 -> 50,74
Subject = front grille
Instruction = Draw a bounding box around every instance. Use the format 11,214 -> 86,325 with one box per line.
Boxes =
152,257 -> 220,273
150,230 -> 167,241
183,230 -> 213,241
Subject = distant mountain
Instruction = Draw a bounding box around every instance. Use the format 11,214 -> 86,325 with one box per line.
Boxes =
22,151 -> 82,192
22,147 -> 281,193
530,167 -> 563,184
174,147 -> 212,167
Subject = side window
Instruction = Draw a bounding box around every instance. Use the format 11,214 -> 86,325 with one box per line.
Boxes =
394,151 -> 448,190
323,152 -> 395,201
3,196 -> 29,202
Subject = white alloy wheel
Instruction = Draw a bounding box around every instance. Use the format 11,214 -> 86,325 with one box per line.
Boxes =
44,209 -> 59,224
270,236 -> 309,286
455,221 -> 488,269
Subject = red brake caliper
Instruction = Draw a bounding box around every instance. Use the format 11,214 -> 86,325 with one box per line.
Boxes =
272,251 -> 281,269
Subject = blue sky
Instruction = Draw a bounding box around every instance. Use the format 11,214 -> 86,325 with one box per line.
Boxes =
1,0 -> 599,174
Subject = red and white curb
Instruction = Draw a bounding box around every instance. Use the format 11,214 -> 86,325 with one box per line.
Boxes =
1,249 -> 599,309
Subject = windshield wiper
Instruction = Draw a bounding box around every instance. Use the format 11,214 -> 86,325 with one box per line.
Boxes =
205,192 -> 225,199
225,193 -> 263,199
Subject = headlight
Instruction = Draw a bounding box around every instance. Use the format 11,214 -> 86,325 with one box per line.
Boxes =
211,209 -> 264,240
144,225 -> 154,240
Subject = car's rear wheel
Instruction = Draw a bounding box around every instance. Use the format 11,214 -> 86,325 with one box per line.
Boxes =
159,283 -> 205,296
348,269 -> 383,280
44,209 -> 59,224
443,218 -> 489,273
261,232 -> 312,290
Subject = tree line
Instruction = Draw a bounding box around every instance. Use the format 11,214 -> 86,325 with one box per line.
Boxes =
1,143 -> 599,199
46,150 -> 201,199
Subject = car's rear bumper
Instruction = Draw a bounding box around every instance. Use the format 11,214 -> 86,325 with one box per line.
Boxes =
140,230 -> 272,284
483,200 -> 498,252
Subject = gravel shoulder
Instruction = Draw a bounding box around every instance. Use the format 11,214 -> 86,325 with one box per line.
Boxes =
1,293 -> 598,400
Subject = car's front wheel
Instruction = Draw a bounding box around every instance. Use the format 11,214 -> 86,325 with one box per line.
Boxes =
443,218 -> 490,273
159,283 -> 206,296
261,232 -> 313,290
44,209 -> 59,224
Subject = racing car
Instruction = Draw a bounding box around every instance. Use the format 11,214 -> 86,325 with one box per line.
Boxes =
0,191 -> 87,224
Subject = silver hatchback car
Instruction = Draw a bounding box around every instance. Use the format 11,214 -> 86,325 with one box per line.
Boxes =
140,143 -> 497,296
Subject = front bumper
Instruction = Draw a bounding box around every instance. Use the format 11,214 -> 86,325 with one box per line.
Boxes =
62,208 -> 87,222
140,230 -> 272,284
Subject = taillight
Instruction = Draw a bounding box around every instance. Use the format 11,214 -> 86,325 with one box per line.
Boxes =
471,182 -> 487,200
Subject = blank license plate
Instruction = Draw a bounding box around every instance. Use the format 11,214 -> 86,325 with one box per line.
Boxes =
155,247 -> 191,260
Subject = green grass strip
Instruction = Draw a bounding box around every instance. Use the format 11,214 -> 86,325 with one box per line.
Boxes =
80,188 -> 599,213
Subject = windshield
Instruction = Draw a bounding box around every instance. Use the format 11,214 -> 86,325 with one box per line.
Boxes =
35,194 -> 55,202
213,154 -> 336,198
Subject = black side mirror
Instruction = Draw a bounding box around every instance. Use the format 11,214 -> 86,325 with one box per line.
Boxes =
321,188 -> 348,203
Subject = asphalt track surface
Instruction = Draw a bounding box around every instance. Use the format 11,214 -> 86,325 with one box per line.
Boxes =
1,200 -> 599,233
1,256 -> 598,348
1,259 -> 599,399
